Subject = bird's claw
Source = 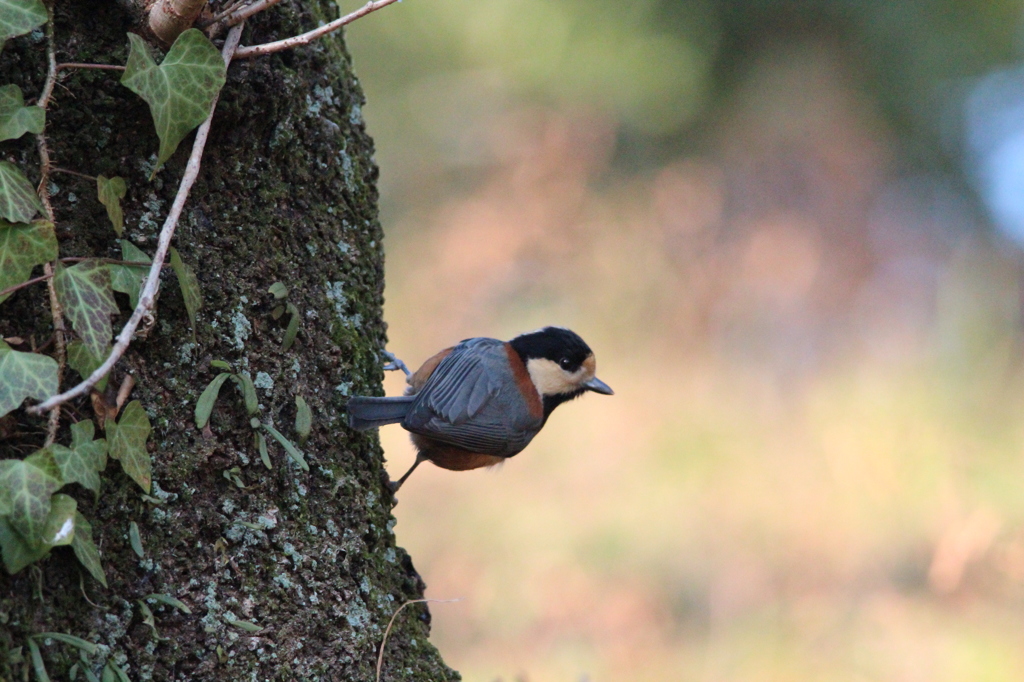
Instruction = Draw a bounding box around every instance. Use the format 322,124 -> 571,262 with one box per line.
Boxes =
382,350 -> 412,378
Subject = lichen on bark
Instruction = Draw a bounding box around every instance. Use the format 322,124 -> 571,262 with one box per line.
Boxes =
0,2 -> 457,680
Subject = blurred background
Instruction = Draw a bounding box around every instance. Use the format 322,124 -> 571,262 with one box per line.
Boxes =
346,1 -> 1024,679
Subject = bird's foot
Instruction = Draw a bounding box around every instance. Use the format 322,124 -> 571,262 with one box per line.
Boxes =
382,350 -> 412,379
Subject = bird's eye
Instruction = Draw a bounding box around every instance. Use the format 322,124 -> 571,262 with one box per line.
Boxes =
559,357 -> 574,370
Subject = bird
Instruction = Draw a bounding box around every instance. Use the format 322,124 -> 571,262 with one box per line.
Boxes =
347,327 -> 613,492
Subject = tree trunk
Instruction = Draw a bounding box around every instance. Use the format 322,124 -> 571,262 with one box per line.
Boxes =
0,2 -> 457,680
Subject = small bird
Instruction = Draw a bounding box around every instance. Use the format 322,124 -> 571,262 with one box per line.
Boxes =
347,327 -> 613,492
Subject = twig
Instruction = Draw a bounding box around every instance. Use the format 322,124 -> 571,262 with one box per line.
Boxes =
208,0 -> 282,32
201,0 -> 247,27
376,599 -> 461,682
50,167 -> 96,181
60,258 -> 154,266
28,23 -> 247,416
55,63 -> 126,73
234,0 -> 399,59
0,274 -> 54,301
36,3 -> 65,446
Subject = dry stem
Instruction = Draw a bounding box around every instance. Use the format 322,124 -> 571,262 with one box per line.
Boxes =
36,3 -> 64,446
234,0 -> 399,59
375,598 -> 461,682
28,23 -> 247,416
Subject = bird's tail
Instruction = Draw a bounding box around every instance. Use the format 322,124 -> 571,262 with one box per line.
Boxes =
346,396 -> 416,431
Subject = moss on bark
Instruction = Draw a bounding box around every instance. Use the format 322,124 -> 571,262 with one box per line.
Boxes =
0,2 -> 457,680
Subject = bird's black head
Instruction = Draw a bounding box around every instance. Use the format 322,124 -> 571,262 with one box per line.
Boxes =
510,326 -> 593,372
509,327 -> 613,417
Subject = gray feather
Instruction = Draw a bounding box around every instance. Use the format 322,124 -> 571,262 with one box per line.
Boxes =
347,396 -> 415,431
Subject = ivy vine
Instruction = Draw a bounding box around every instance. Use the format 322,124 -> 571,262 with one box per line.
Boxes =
0,0 -> 402,676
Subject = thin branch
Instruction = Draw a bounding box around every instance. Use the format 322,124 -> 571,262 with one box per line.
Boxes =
50,167 -> 96,181
375,599 -> 461,682
205,0 -> 281,33
60,257 -> 155,266
233,0 -> 399,59
0,274 -> 53,301
28,23 -> 247,417
55,63 -> 126,73
201,0 -> 247,27
36,3 -> 64,446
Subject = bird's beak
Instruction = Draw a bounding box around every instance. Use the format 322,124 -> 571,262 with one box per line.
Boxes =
584,377 -> 614,395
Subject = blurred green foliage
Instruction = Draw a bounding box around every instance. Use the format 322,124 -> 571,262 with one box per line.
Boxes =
350,0 -> 1024,176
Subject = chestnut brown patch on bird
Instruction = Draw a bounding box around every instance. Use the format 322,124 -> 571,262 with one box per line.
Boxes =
504,342 -> 544,418
406,347 -> 454,395
411,434 -> 505,470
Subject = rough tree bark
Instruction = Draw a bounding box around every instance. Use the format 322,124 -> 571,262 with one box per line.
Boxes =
0,2 -> 458,680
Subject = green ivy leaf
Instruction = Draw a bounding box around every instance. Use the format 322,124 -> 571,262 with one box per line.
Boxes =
108,239 -> 151,310
255,431 -> 271,469
66,340 -> 109,393
0,448 -> 62,543
51,425 -> 107,495
195,372 -> 231,429
31,633 -> 98,656
107,400 -> 152,492
0,160 -> 43,223
169,247 -> 201,332
233,372 -> 258,416
53,260 -> 117,361
50,443 -> 101,494
223,615 -> 263,633
0,339 -> 58,418
0,515 -> 48,573
282,302 -> 300,351
0,219 -> 57,304
96,175 -> 127,236
120,30 -> 227,169
0,0 -> 47,47
145,592 -> 192,614
129,520 -> 144,557
104,660 -> 130,682
71,419 -> 108,471
71,511 -> 106,587
262,422 -> 308,472
26,636 -> 49,682
295,395 -> 311,445
39,492 -> 76,547
0,84 -> 43,141
268,282 -> 288,299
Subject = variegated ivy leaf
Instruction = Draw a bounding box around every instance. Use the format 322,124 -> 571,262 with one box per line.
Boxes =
170,247 -> 201,331
0,84 -> 44,141
0,0 -> 46,47
39,493 -> 76,547
0,161 -> 43,223
71,511 -> 106,586
120,30 -> 227,169
0,448 -> 62,544
0,515 -> 48,574
0,339 -> 58,418
107,400 -> 152,493
53,260 -> 117,361
108,239 -> 151,310
0,219 -> 56,304
66,339 -> 109,393
96,175 -> 127,236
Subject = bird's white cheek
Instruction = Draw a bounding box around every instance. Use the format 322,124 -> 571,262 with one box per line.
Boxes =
526,358 -> 591,396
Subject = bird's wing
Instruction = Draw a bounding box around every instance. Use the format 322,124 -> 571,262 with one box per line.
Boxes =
414,338 -> 502,425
